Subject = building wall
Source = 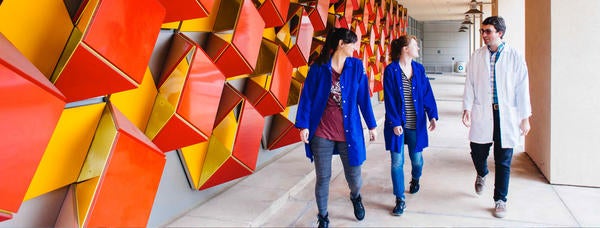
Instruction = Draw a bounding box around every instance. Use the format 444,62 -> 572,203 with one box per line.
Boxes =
422,21 -> 470,73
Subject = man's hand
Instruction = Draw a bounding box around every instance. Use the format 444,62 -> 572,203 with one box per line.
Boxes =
393,126 -> 403,136
300,128 -> 309,143
520,118 -> 531,136
429,118 -> 437,131
462,110 -> 471,127
368,129 -> 377,141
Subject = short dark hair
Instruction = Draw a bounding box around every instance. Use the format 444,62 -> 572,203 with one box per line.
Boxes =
390,35 -> 417,62
315,27 -> 358,65
482,16 -> 506,38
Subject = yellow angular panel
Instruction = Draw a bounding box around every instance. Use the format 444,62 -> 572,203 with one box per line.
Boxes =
0,0 -> 73,77
162,21 -> 180,29
198,136 -> 232,188
109,68 -> 158,132
77,107 -> 117,182
145,55 -> 190,140
211,110 -> 239,152
24,103 -> 106,201
76,177 -> 100,228
179,142 -> 210,188
179,17 -> 214,32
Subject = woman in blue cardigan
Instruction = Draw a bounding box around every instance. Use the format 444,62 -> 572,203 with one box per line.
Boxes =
295,28 -> 377,228
383,35 -> 438,216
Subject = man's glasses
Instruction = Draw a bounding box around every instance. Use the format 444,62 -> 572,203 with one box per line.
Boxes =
479,29 -> 496,35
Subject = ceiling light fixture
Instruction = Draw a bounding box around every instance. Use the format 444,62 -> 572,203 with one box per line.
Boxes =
461,15 -> 473,25
464,0 -> 483,15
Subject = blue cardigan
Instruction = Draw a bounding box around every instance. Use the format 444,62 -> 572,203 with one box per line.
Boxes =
383,61 -> 438,153
295,57 -> 377,166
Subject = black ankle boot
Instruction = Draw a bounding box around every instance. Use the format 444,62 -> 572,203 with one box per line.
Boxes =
317,213 -> 329,228
409,178 -> 420,194
350,195 -> 365,221
391,198 -> 406,216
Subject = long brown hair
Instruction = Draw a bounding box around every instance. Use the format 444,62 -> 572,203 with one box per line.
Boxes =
390,35 -> 417,62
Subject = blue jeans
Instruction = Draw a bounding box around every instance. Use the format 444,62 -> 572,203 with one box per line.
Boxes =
470,109 -> 513,202
390,129 -> 423,200
311,136 -> 362,216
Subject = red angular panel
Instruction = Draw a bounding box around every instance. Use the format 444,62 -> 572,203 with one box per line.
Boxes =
0,34 -> 66,217
306,0 -> 329,32
267,113 -> 301,150
82,104 -> 165,227
245,41 -> 293,116
158,0 -> 212,22
207,0 -> 265,78
52,0 -> 165,102
258,0 -> 290,28
283,5 -> 314,68
147,33 -> 226,152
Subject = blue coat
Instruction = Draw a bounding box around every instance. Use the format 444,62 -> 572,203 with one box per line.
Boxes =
295,57 -> 377,166
383,61 -> 438,153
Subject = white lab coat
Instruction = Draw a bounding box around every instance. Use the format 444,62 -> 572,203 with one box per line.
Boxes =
463,43 -> 532,148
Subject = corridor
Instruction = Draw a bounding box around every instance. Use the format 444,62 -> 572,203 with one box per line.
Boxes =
167,74 -> 600,227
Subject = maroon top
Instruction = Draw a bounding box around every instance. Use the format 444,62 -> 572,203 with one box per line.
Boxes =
315,70 -> 346,142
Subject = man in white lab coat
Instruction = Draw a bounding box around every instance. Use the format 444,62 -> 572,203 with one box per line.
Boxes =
462,16 -> 532,219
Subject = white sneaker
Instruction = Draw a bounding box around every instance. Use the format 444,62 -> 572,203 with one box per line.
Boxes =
494,200 -> 507,218
475,175 -> 485,195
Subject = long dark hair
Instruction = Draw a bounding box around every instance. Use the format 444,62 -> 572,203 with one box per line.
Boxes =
390,35 -> 417,62
315,28 -> 358,65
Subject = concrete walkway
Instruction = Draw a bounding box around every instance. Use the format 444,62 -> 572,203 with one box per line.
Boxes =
166,74 -> 600,227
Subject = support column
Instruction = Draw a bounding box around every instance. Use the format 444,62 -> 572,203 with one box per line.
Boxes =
526,0 -> 600,187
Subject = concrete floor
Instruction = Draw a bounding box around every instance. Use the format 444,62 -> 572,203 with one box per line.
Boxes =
166,74 -> 600,227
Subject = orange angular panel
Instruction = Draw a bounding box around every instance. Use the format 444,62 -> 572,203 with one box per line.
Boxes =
51,0 -> 166,102
258,0 -> 290,28
266,113 -> 301,150
73,103 -> 165,227
158,0 -> 211,23
245,40 -> 293,116
206,0 -> 265,77
146,33 -> 226,152
0,34 -> 66,216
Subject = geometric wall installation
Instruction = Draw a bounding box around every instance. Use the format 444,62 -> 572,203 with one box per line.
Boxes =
24,102 -> 106,201
158,0 -> 212,23
108,68 -> 158,132
179,84 -> 264,190
204,0 -> 265,78
50,0 -> 166,102
0,33 -> 66,218
64,103 -> 165,227
146,33 -> 226,152
258,0 -> 290,28
278,4 -> 314,68
244,39 -> 293,116
0,0 -> 73,78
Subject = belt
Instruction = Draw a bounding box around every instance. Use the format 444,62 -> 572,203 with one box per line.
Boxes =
492,103 -> 499,110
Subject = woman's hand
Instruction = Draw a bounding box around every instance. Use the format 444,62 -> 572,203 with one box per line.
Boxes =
393,126 -> 403,136
369,128 -> 377,141
300,129 -> 309,144
429,118 -> 437,131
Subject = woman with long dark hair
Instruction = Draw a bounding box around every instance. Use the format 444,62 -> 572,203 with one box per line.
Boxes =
295,28 -> 377,228
383,35 -> 438,216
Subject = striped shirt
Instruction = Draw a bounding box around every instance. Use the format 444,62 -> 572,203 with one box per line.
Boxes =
489,42 -> 505,104
402,72 -> 416,129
